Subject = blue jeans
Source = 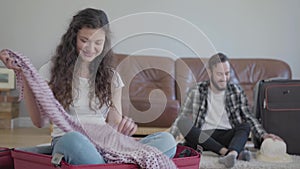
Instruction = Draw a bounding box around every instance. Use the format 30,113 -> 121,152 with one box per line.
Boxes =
184,122 -> 251,155
52,131 -> 177,165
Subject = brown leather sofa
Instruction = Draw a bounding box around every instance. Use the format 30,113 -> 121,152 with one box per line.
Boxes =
112,54 -> 292,135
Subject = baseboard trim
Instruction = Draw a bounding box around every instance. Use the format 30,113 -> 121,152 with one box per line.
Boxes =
134,127 -> 169,136
12,117 -> 50,128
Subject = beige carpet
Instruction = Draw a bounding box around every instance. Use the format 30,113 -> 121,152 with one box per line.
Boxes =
200,151 -> 300,169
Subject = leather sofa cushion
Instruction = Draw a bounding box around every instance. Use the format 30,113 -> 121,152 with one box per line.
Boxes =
112,54 -> 178,127
122,99 -> 180,127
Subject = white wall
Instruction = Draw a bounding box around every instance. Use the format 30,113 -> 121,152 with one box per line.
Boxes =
0,0 -> 299,118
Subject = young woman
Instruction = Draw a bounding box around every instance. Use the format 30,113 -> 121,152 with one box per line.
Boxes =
0,8 -> 176,165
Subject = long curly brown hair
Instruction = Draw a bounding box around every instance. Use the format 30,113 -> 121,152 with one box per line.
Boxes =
49,8 -> 114,111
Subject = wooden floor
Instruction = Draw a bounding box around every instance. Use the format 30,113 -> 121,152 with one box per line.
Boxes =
0,127 -> 51,148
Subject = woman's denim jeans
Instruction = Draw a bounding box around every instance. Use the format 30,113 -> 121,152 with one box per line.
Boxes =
52,131 -> 177,165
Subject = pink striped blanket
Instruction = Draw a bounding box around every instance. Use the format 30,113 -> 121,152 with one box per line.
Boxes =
5,49 -> 177,169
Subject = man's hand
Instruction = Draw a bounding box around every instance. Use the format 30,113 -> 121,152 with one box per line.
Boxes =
116,116 -> 137,136
263,133 -> 283,141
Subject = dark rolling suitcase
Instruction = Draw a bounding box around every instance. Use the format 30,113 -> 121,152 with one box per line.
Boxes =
253,79 -> 300,155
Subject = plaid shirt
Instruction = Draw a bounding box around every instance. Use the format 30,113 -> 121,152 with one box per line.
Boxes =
170,80 -> 266,141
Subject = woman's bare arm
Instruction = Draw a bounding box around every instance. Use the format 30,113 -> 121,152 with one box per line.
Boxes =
107,86 -> 137,136
22,73 -> 44,127
107,87 -> 123,125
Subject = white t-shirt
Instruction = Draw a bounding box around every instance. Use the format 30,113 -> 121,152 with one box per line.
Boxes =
201,89 -> 232,130
39,61 -> 124,137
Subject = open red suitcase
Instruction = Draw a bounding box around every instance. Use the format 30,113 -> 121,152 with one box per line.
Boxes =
0,147 -> 14,169
12,144 -> 201,169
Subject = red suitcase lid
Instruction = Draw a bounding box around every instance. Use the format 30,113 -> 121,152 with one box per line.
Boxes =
12,145 -> 201,169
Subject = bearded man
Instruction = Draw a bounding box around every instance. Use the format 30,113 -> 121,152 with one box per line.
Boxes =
170,53 -> 282,168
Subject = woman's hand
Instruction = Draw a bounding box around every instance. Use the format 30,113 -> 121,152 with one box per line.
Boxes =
106,107 -> 137,136
0,49 -> 21,71
117,116 -> 137,136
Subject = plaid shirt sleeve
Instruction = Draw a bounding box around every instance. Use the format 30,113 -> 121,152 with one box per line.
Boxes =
169,86 -> 196,138
228,84 -> 267,140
